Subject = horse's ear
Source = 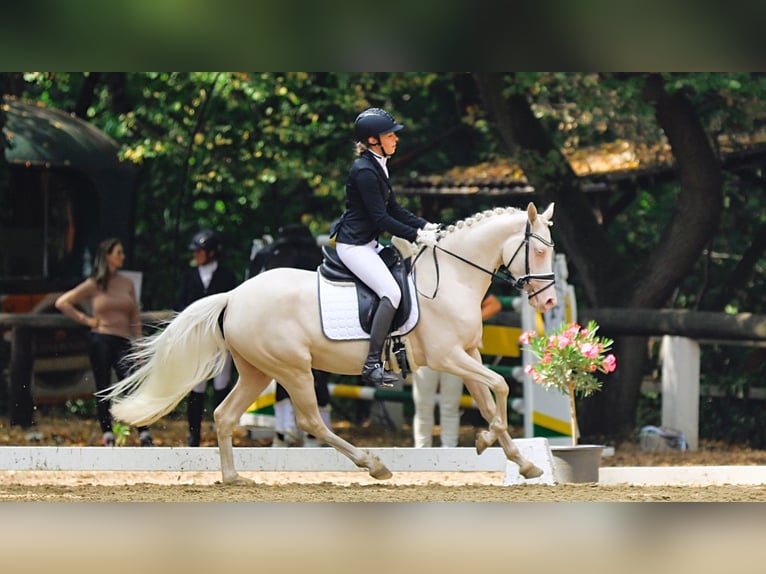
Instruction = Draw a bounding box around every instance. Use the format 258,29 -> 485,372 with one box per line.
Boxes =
527,202 -> 538,222
541,203 -> 555,224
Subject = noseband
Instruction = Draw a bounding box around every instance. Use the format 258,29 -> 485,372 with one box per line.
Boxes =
498,220 -> 556,299
416,220 -> 555,300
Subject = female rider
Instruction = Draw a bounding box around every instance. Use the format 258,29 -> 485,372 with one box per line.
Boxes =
333,107 -> 439,387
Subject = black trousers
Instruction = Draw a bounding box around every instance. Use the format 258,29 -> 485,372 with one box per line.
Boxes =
88,333 -> 148,434
275,369 -> 330,406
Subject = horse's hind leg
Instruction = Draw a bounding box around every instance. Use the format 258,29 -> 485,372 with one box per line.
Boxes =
214,354 -> 271,485
287,377 -> 392,480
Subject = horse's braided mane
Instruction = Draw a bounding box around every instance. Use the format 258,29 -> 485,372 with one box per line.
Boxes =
443,206 -> 522,236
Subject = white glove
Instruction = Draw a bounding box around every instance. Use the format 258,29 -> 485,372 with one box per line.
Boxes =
423,222 -> 441,232
416,227 -> 439,247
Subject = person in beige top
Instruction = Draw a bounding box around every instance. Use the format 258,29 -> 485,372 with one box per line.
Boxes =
55,238 -> 153,446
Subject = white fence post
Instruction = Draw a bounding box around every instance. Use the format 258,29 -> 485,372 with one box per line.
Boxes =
660,335 -> 700,451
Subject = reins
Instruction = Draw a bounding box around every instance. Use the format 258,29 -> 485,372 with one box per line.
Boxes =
414,220 -> 556,300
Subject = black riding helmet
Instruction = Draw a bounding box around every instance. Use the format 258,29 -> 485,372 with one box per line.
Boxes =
354,107 -> 404,143
188,229 -> 221,252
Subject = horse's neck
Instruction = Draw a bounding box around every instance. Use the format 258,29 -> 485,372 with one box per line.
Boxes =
414,210 -> 524,298
444,211 -> 524,269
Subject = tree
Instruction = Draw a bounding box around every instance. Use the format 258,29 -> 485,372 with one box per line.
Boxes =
16,72 -> 474,308
0,74 -> 10,196
471,72 -> 766,439
10,72 -> 766,442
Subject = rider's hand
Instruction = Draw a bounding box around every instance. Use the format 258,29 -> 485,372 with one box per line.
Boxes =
416,227 -> 439,247
423,222 -> 441,232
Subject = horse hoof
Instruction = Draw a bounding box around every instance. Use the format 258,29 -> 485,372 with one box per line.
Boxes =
475,431 -> 493,455
220,474 -> 254,486
520,462 -> 544,479
370,466 -> 393,480
368,458 -> 393,480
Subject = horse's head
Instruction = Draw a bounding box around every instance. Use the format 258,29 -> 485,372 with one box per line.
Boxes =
501,202 -> 557,312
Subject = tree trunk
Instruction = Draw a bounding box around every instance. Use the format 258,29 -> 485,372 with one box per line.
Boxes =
579,335 -> 647,440
472,72 -> 621,307
73,72 -> 101,118
626,74 -> 724,308
472,72 -> 726,440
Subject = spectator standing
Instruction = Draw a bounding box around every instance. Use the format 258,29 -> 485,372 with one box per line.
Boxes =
248,224 -> 332,447
55,237 -> 153,446
412,293 -> 502,447
175,229 -> 238,446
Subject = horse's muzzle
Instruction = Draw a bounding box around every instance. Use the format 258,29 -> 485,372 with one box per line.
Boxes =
528,281 -> 557,312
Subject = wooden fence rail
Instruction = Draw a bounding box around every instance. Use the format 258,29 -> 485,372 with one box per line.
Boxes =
1,311 -> 174,427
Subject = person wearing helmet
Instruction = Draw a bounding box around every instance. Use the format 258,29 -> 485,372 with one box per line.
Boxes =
175,229 -> 239,446
332,108 -> 440,388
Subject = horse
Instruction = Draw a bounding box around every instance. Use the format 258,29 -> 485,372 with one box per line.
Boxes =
105,202 -> 557,484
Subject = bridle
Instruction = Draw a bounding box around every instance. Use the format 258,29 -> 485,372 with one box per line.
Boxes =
415,220 -> 556,300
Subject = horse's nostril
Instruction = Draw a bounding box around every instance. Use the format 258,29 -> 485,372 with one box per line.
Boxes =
546,298 -> 556,309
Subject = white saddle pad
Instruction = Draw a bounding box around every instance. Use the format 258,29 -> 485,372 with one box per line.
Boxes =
318,274 -> 419,341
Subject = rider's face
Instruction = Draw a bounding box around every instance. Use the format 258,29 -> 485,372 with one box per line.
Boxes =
194,248 -> 215,266
370,131 -> 398,156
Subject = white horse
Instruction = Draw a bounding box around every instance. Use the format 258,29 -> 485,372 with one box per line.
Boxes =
106,202 -> 557,483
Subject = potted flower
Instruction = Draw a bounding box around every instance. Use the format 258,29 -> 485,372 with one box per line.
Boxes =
519,319 -> 617,446
518,320 -> 617,483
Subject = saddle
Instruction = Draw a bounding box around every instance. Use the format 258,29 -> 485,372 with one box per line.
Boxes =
319,244 -> 413,334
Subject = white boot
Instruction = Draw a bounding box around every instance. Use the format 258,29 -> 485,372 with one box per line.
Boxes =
273,399 -> 303,446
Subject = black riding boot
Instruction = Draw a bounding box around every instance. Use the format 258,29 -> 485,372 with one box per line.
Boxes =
361,297 -> 400,388
187,391 -> 205,447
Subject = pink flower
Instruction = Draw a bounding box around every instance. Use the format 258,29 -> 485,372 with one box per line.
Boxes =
524,364 -> 536,376
602,354 -> 617,373
563,324 -> 581,338
519,331 -> 535,345
580,342 -> 600,359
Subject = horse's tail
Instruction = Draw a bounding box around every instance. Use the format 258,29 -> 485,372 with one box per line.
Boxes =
104,292 -> 231,427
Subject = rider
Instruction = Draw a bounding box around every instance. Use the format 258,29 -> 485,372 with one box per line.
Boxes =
175,229 -> 239,446
333,107 -> 439,388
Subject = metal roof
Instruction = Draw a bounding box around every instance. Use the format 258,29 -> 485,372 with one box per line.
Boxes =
2,96 -> 123,173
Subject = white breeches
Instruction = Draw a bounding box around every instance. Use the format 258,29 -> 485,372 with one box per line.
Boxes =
192,352 -> 233,394
412,366 -> 464,448
336,240 -> 401,308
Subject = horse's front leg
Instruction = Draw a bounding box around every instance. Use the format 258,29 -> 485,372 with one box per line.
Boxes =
460,350 -> 543,479
462,378 -> 499,453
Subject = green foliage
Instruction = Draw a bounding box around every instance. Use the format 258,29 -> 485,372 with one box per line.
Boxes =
520,320 -> 617,399
11,72 -> 766,443
65,398 -> 97,418
112,422 -> 130,447
17,72 -> 478,308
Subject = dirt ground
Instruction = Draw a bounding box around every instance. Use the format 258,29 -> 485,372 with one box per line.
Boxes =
3,411 -> 766,501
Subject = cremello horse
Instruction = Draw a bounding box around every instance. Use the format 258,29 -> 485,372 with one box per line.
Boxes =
106,202 -> 557,483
